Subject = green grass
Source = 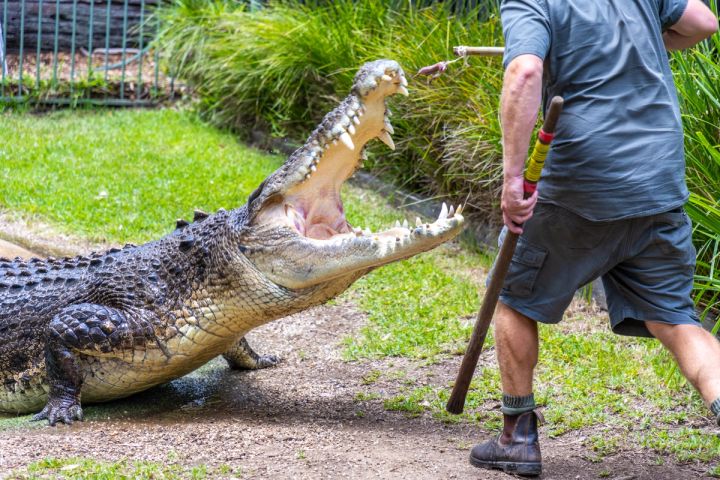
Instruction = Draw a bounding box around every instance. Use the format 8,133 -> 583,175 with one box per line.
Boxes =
0,109 -> 281,243
7,457 -> 232,479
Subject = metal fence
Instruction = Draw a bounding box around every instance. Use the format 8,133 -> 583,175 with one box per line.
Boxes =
0,0 -> 498,107
0,0 -> 174,106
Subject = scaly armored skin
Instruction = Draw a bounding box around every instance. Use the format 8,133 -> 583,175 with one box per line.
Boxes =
0,60 -> 465,425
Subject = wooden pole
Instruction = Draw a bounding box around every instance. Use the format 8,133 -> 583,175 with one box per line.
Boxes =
453,46 -> 505,57
446,97 -> 564,415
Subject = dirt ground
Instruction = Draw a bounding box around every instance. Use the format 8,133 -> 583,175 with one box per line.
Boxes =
0,218 -> 714,479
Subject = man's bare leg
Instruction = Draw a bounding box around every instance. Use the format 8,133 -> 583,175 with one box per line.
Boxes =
470,302 -> 543,476
645,321 -> 720,420
495,301 -> 539,395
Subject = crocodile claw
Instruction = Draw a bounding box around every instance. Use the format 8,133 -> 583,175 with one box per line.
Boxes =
32,400 -> 83,426
255,354 -> 280,369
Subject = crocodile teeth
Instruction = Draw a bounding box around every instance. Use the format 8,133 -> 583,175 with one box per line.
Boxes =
347,124 -> 356,135
382,74 -> 393,82
416,217 -> 422,226
439,202 -> 449,220
457,204 -> 464,214
448,205 -> 455,217
340,132 -> 355,150
400,75 -> 408,87
352,115 -> 361,125
402,219 -> 409,229
379,131 -> 395,150
395,220 -> 402,228
384,121 -> 394,135
310,165 -> 317,172
397,85 -> 409,97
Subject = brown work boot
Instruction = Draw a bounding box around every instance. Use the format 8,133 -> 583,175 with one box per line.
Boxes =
469,410 -> 542,476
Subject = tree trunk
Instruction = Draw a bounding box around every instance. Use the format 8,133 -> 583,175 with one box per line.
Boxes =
3,0 -> 161,52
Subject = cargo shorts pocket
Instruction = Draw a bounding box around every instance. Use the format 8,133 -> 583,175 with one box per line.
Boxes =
652,209 -> 694,260
502,238 -> 548,298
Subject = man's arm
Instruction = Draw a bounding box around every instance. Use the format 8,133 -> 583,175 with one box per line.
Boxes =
664,0 -> 718,50
500,54 -> 544,234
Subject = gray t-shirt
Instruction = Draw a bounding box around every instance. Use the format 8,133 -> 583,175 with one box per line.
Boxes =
501,0 -> 690,221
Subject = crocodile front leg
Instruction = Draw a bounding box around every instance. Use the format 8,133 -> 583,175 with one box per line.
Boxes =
33,303 -> 157,426
223,337 -> 279,370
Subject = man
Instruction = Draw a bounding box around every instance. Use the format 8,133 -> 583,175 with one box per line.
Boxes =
470,0 -> 719,476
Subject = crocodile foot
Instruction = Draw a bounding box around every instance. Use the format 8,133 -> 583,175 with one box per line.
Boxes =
253,353 -> 280,369
223,337 -> 281,370
32,398 -> 83,426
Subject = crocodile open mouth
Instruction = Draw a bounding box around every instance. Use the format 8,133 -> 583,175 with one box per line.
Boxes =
244,60 -> 465,289
255,60 -> 463,244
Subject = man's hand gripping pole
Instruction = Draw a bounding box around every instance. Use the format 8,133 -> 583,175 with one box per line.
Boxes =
446,96 -> 564,415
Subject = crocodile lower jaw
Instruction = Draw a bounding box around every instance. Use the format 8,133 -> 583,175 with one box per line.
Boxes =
309,202 -> 464,249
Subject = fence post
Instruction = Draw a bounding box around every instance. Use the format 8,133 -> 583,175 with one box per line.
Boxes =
0,21 -> 5,78
1,0 -> 7,96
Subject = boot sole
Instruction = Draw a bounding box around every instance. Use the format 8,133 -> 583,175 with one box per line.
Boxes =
469,454 -> 542,477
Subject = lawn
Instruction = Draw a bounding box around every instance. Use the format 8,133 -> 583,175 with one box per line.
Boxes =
1,109 -> 718,474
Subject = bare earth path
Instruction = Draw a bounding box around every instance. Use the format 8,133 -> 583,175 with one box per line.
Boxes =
0,222 -> 713,479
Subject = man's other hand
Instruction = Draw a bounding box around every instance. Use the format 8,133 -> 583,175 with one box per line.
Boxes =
501,174 -> 538,234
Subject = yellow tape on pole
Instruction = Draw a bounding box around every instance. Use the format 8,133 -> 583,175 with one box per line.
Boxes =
526,140 -> 550,184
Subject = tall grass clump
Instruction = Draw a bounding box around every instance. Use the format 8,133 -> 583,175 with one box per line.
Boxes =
157,0 -> 505,223
672,0 -> 720,323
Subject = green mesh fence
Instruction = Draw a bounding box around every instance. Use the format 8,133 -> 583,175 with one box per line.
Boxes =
0,0 -> 174,106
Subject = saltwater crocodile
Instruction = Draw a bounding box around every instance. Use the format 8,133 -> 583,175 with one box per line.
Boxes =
0,60 -> 464,425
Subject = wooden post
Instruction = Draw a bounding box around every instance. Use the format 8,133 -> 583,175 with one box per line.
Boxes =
0,23 -> 5,76
453,46 -> 505,57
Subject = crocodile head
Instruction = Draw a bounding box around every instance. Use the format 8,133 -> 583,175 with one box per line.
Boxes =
241,60 -> 464,290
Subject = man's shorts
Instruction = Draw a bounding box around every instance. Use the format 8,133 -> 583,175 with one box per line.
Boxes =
498,202 -> 700,338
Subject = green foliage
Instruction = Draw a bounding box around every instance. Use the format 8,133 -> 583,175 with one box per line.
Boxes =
156,0 -> 505,217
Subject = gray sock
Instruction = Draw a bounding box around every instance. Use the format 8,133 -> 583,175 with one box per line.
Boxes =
711,397 -> 720,426
501,393 -> 536,416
